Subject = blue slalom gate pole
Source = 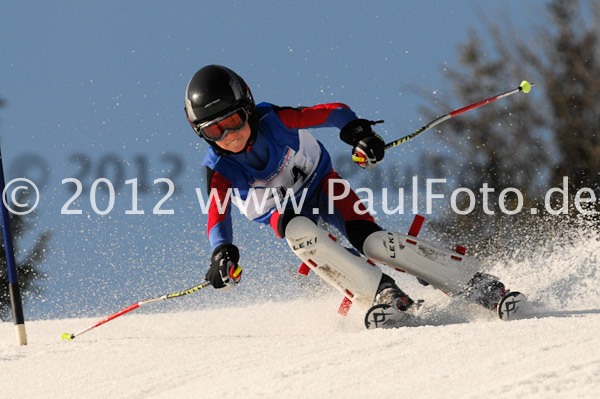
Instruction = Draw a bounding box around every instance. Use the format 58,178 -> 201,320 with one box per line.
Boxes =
0,144 -> 27,345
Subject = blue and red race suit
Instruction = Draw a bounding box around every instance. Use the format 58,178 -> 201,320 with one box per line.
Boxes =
202,102 -> 376,250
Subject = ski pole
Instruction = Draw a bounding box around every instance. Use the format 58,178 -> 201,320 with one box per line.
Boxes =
384,80 -> 534,150
61,265 -> 242,340
61,280 -> 213,340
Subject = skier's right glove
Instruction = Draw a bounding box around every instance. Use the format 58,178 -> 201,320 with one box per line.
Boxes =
206,243 -> 242,290
339,119 -> 386,169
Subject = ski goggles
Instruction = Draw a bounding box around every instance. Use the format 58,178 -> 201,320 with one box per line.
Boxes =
194,108 -> 249,142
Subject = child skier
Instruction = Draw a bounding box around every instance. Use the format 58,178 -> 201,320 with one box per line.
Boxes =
184,64 -> 512,328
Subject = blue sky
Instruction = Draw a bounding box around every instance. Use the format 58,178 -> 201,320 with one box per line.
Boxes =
1,1 -> 538,319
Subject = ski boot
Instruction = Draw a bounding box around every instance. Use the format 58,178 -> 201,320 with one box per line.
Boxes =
364,275 -> 422,329
460,272 -> 506,310
460,272 -> 528,320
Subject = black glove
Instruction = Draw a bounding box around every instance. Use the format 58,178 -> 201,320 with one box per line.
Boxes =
206,243 -> 242,289
340,119 -> 385,169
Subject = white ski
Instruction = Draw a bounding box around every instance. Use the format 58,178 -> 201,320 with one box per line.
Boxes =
497,291 -> 529,321
364,303 -> 425,329
365,291 -> 530,329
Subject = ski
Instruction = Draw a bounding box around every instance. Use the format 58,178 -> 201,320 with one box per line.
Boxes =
497,291 -> 528,321
365,303 -> 423,329
364,291 -> 530,329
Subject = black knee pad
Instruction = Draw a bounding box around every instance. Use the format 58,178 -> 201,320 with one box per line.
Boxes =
277,211 -> 313,239
346,220 -> 382,254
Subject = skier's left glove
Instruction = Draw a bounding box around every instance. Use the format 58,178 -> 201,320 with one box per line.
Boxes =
340,119 -> 385,169
206,243 -> 242,290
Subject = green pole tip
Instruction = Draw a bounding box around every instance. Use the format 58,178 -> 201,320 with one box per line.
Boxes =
61,333 -> 74,340
520,80 -> 532,93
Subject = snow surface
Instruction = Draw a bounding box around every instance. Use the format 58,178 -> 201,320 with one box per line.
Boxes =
1,299 -> 600,398
2,227 -> 599,398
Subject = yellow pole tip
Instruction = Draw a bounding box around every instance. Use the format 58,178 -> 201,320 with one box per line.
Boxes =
520,80 -> 532,94
61,333 -> 73,340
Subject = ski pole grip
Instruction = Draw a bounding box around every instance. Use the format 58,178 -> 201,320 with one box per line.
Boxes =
231,265 -> 242,278
352,153 -> 366,163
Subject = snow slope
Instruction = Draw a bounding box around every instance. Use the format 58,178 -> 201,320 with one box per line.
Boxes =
2,228 -> 599,399
1,299 -> 599,399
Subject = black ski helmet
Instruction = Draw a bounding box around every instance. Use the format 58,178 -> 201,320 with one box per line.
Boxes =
184,65 -> 257,154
